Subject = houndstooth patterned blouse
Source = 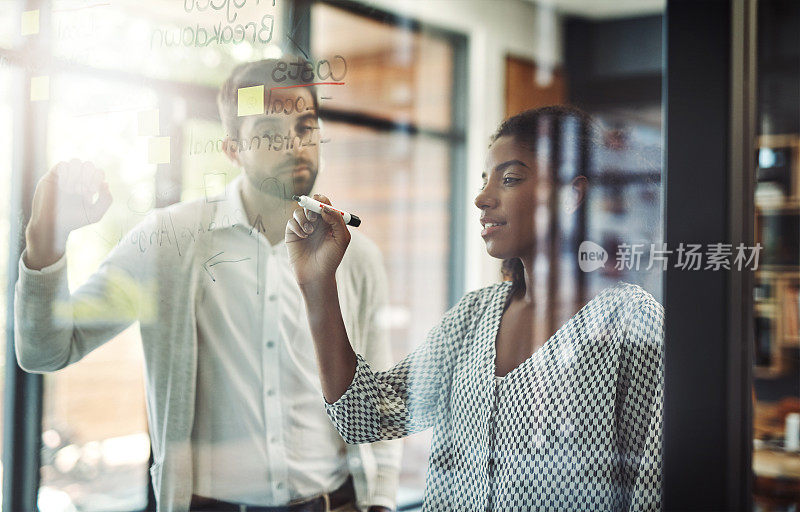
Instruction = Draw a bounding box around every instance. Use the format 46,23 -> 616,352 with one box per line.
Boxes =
325,281 -> 664,512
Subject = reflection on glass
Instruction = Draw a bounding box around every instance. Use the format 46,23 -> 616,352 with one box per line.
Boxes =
4,0 -> 672,510
752,1 -> 800,510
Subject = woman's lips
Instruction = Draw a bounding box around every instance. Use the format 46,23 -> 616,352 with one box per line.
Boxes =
481,223 -> 506,237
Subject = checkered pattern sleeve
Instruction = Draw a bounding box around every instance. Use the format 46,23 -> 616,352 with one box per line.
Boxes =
325,288 -> 486,444
616,294 -> 665,511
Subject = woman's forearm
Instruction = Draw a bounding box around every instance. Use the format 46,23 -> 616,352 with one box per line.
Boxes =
299,276 -> 358,404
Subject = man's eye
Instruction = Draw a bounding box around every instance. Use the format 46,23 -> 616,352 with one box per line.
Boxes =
502,177 -> 520,185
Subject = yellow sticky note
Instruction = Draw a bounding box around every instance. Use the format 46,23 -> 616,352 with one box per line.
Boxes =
30,76 -> 49,102
138,109 -> 159,136
21,10 -> 39,36
238,85 -> 264,116
148,137 -> 170,164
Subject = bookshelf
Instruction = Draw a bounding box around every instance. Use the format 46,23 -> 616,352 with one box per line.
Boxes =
754,134 -> 800,378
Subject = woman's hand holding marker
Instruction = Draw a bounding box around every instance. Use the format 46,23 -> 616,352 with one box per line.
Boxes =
286,193 -> 351,287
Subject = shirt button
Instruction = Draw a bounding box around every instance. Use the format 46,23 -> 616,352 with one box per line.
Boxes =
266,340 -> 275,348
267,389 -> 275,396
276,482 -> 284,489
270,436 -> 277,443
268,294 -> 277,301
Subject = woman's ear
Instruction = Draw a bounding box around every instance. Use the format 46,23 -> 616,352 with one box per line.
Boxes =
222,136 -> 241,166
563,175 -> 588,214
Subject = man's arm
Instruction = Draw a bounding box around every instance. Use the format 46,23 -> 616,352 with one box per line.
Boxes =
15,159 -> 150,372
15,216 -> 156,372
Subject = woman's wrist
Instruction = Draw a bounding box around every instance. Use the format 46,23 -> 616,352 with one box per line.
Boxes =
299,275 -> 338,306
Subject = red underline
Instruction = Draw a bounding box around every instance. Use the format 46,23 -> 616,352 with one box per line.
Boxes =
270,82 -> 345,90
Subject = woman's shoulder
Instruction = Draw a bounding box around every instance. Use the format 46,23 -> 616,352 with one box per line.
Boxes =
430,282 -> 510,337
614,281 -> 664,317
444,281 -> 511,321
597,281 -> 662,314
458,281 -> 511,308
610,282 -> 665,355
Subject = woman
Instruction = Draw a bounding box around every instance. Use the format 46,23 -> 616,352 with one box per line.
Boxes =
285,106 -> 664,512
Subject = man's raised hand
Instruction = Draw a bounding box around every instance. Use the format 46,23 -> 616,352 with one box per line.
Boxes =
25,159 -> 112,270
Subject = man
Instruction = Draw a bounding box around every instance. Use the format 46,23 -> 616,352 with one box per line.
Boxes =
15,58 -> 401,512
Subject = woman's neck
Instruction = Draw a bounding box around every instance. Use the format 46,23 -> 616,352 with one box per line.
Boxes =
518,255 -> 536,305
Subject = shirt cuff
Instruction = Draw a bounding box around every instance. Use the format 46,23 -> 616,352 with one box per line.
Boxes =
368,471 -> 399,510
20,249 -> 66,274
17,250 -> 68,303
324,353 -> 371,407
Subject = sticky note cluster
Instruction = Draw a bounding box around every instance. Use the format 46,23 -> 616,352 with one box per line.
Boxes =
238,85 -> 264,116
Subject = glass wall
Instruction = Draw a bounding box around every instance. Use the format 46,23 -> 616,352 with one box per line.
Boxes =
3,1 -> 667,511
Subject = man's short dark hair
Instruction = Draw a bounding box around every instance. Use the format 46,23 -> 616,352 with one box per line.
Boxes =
217,57 -> 320,140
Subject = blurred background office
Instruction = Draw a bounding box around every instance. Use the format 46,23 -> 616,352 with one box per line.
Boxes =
0,0 -> 797,511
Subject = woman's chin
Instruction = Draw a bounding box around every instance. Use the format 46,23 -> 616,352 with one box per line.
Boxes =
484,242 -> 509,260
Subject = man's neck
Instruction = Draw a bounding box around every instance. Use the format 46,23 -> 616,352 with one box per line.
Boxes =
238,177 -> 295,246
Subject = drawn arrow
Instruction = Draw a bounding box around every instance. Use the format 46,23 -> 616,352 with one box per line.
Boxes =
202,251 -> 251,282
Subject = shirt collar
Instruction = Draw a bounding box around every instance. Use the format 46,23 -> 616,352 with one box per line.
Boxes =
208,174 -> 287,251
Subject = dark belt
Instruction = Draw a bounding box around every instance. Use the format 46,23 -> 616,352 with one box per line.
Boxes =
189,474 -> 356,512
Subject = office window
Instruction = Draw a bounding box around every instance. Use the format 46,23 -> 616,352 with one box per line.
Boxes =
39,74 -> 156,512
309,3 -> 464,499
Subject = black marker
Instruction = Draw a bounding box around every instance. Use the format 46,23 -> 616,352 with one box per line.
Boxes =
292,195 -> 361,227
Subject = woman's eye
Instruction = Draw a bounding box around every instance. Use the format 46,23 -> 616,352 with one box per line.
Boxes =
502,177 -> 520,185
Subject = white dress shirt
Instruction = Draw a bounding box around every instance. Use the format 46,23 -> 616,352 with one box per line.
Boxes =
191,175 -> 358,506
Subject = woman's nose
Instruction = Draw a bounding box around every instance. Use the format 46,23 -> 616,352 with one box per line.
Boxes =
474,186 -> 496,210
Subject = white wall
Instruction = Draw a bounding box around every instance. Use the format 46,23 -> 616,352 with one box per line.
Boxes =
363,0 -> 564,293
